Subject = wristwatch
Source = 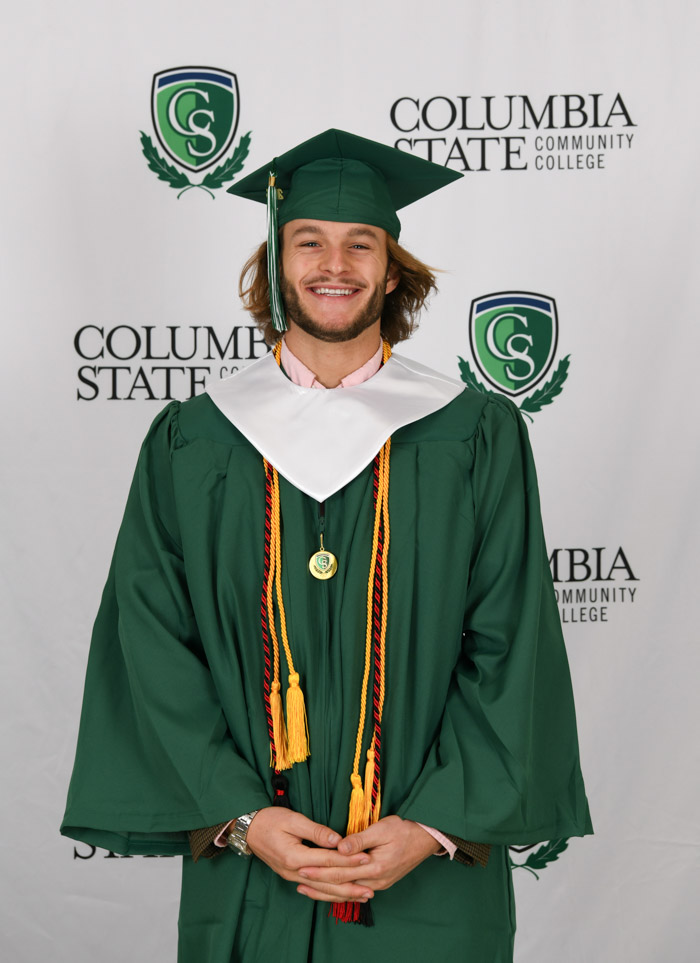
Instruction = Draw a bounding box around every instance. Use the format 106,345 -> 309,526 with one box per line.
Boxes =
226,810 -> 259,857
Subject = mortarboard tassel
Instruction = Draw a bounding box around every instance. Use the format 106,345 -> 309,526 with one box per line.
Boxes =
266,171 -> 287,333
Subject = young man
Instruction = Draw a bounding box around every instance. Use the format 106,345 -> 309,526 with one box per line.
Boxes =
62,130 -> 591,962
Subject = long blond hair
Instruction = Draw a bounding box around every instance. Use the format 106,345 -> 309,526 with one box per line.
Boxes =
239,235 -> 438,346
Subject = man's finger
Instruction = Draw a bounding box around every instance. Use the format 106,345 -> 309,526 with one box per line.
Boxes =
288,812 -> 341,848
297,883 -> 374,903
337,831 -> 366,855
309,849 -> 370,868
338,821 -> 388,855
297,864 -> 371,886
289,845 -> 368,870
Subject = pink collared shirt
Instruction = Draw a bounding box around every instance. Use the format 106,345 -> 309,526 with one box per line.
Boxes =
216,338 -> 456,859
279,337 -> 385,388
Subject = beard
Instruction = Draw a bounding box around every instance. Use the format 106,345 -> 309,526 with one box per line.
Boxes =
280,273 -> 388,344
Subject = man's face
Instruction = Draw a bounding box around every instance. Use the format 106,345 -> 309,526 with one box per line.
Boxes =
279,219 -> 399,343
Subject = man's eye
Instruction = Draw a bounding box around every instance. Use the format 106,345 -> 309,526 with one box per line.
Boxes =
300,241 -> 319,247
351,244 -> 369,250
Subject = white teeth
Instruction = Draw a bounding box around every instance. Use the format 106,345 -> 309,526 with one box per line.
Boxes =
311,287 -> 353,296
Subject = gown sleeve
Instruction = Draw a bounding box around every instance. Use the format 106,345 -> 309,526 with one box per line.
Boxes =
61,404 -> 271,856
397,396 -> 593,846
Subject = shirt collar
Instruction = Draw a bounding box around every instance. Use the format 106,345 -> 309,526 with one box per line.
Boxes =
280,337 -> 384,389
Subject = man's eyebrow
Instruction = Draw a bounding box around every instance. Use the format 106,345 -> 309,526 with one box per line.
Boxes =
289,225 -> 324,238
287,225 -> 381,240
347,227 -> 380,240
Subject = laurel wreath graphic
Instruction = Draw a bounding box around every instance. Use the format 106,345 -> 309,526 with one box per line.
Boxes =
509,838 -> 570,879
139,131 -> 252,199
457,355 -> 570,421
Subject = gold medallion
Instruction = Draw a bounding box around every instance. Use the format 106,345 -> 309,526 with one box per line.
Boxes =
308,535 -> 338,580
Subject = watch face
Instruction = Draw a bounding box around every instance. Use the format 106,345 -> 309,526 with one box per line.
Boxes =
227,830 -> 250,856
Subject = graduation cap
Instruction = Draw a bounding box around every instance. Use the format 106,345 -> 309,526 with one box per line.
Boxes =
228,129 -> 463,333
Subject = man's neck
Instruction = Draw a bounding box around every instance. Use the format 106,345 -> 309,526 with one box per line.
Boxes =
283,322 -> 382,388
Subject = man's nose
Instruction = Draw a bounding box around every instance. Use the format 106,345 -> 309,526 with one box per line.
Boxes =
319,244 -> 351,276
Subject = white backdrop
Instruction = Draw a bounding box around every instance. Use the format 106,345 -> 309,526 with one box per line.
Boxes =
2,1 -> 699,960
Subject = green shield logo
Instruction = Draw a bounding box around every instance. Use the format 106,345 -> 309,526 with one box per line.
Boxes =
469,292 -> 558,397
151,67 -> 239,172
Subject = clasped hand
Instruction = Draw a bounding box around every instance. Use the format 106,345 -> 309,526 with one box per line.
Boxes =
246,808 -> 440,903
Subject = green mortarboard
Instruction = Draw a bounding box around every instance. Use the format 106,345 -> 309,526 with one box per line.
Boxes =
228,129 -> 463,332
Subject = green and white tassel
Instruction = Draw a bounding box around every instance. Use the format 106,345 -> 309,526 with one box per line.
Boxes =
266,171 -> 287,333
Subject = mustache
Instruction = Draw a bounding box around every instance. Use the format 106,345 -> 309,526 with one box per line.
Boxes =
303,276 -> 368,289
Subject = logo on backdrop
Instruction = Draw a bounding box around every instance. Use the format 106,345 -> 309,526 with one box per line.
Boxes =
389,93 -> 636,172
72,844 -> 173,860
73,324 -> 269,401
458,292 -> 569,420
550,546 -> 639,624
510,839 -> 570,878
140,66 -> 251,198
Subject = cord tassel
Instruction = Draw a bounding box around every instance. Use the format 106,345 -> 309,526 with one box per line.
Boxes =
356,901 -> 374,927
331,901 -> 359,923
372,781 -> 382,825
346,773 -> 367,836
271,773 -> 292,809
269,680 -> 291,770
285,672 -> 310,763
363,744 -> 376,826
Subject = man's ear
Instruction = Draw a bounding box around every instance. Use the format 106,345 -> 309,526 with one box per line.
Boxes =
386,261 -> 400,295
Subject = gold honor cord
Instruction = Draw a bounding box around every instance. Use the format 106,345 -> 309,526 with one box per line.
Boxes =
346,432 -> 391,834
363,434 -> 391,827
333,339 -> 392,925
264,459 -> 290,770
262,340 -> 393,926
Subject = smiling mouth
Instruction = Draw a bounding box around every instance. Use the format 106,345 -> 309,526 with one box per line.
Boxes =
308,286 -> 360,297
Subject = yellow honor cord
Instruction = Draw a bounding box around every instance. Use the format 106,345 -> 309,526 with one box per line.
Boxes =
272,462 -> 310,764
263,343 -> 310,768
265,340 -> 392,838
344,341 -> 392,836
378,437 -> 391,721
264,459 -> 291,770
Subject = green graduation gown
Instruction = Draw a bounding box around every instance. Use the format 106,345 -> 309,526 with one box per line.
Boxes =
62,363 -> 592,963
